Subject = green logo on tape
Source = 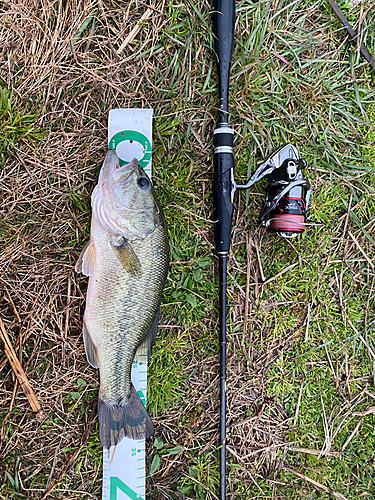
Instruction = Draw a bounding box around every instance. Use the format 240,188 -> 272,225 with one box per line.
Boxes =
110,476 -> 142,500
109,130 -> 151,169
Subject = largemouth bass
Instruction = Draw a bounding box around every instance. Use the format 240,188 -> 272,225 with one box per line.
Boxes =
75,149 -> 169,449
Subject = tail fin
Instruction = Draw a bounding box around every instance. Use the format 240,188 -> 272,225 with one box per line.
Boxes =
98,385 -> 154,449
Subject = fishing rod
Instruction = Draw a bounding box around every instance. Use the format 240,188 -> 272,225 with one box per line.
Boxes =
212,2 -> 235,498
212,2 -> 311,497
327,0 -> 375,72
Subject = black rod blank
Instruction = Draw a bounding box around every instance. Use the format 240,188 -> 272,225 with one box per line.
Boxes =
218,255 -> 227,498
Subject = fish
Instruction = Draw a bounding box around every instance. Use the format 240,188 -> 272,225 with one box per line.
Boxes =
75,149 -> 169,449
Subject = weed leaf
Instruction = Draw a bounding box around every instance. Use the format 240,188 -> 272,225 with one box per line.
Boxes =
153,436 -> 164,450
150,454 -> 161,474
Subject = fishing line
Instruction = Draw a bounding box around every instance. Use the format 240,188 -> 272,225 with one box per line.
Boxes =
150,475 -> 175,500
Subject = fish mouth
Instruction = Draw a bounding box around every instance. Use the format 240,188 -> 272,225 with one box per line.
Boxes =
104,150 -> 141,184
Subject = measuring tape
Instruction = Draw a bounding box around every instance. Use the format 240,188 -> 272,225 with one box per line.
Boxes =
102,109 -> 153,500
102,358 -> 148,500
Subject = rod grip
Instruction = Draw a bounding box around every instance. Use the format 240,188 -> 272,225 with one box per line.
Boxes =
213,0 -> 235,64
213,126 -> 234,254
213,0 -> 235,119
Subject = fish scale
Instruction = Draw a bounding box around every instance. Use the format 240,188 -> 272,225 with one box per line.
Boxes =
85,220 -> 168,404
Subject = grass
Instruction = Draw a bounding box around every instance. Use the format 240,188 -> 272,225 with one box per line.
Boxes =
0,88 -> 44,166
0,0 -> 375,499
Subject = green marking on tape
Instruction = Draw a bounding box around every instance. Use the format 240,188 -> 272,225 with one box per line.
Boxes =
110,476 -> 142,500
109,130 -> 151,169
137,390 -> 146,407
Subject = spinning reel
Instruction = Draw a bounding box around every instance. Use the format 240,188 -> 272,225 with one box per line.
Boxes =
235,144 -> 311,238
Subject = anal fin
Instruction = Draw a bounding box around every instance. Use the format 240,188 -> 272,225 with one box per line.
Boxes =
83,321 -> 99,368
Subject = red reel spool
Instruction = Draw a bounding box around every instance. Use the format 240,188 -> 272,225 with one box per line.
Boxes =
269,196 -> 306,234
269,214 -> 305,233
267,194 -> 308,237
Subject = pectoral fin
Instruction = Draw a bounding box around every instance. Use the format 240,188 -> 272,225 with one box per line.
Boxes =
83,321 -> 99,368
134,309 -> 160,362
75,240 -> 96,276
110,236 -> 141,276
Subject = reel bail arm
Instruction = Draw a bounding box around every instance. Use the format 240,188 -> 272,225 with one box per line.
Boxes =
233,144 -> 311,238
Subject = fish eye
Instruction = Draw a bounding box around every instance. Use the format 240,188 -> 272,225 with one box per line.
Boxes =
137,177 -> 150,189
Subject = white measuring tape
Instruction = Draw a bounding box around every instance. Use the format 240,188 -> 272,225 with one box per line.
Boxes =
102,359 -> 148,500
102,109 -> 153,500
